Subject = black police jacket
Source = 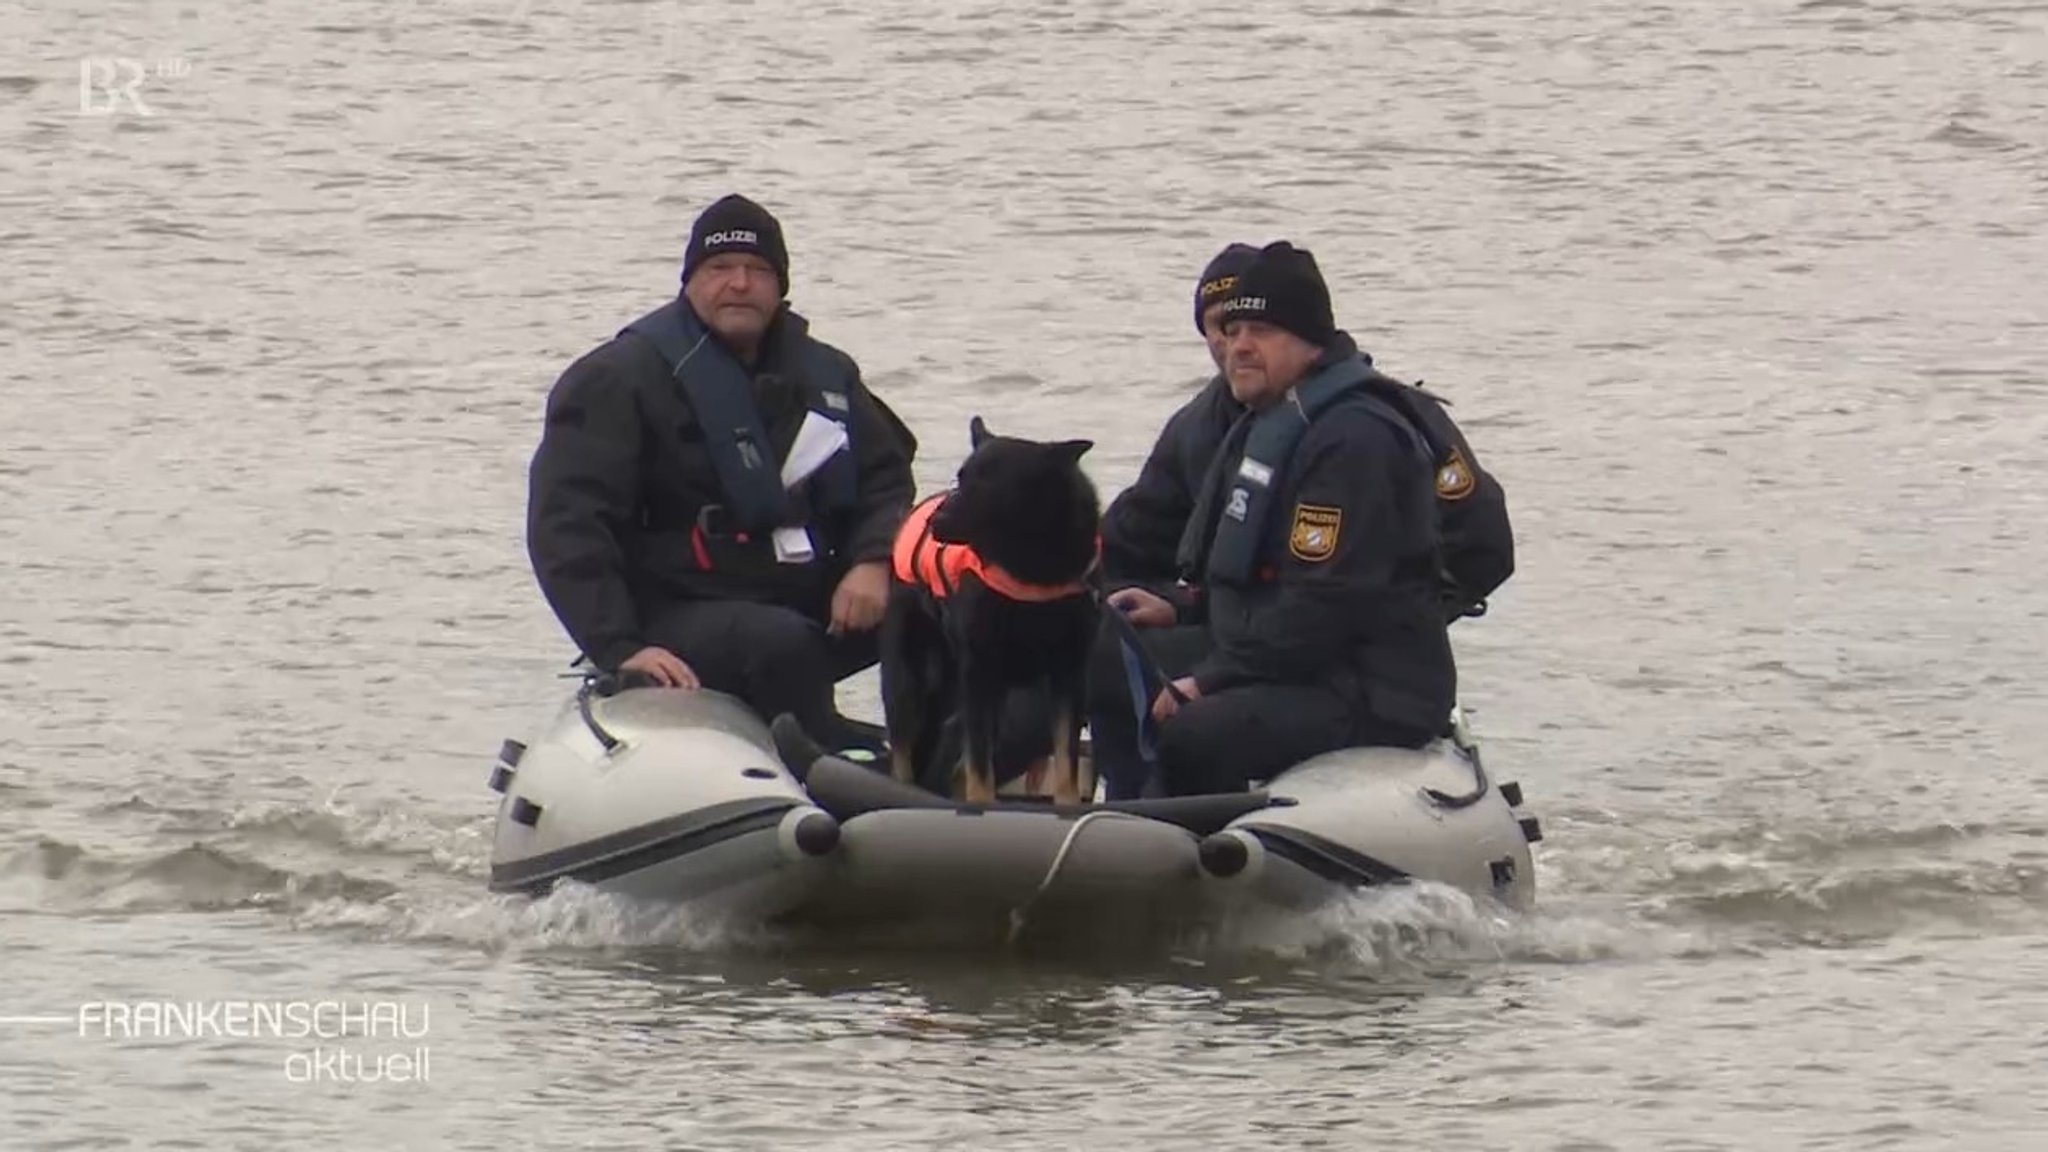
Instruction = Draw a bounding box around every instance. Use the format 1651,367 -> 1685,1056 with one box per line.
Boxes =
1173,342 -> 1456,737
1101,343 -> 1513,621
524,303 -> 916,670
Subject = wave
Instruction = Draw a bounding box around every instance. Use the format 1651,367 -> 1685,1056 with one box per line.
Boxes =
1546,816 -> 2048,946
1,837 -> 398,914
18,783 -> 2044,980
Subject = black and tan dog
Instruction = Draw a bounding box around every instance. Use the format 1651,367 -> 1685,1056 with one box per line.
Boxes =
881,417 -> 1102,805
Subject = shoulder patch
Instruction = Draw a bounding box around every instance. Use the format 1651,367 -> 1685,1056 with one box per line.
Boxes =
1436,445 -> 1476,501
1288,503 -> 1342,562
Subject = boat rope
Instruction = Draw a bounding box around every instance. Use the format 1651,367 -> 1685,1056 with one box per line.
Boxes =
1006,810 -> 1132,946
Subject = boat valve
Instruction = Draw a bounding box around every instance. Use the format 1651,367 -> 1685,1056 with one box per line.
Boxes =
777,805 -> 841,860
1197,829 -> 1266,883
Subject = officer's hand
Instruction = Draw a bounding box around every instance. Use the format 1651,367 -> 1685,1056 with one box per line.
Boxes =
1107,587 -> 1175,628
830,560 -> 891,636
621,646 -> 700,690
1150,677 -> 1201,724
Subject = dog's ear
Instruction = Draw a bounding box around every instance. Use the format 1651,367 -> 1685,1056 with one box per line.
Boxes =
969,415 -> 990,450
1048,438 -> 1093,462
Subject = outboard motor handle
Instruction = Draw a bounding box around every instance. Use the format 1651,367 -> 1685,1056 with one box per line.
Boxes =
575,676 -> 623,752
1421,707 -> 1489,810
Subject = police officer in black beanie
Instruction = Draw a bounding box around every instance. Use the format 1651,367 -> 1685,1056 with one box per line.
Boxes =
1088,243 -> 1259,590
1084,240 -> 1476,797
525,192 -> 918,756
1056,240 -> 1514,798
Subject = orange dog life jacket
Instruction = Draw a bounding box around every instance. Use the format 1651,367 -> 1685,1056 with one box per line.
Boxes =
891,492 -> 1097,602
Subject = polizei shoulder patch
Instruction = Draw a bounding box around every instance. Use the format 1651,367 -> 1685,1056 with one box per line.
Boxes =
1436,445 -> 1476,500
1288,503 -> 1342,562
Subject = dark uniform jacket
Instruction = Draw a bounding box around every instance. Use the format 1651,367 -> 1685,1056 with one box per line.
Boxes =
525,302 -> 916,671
1176,340 -> 1457,738
1101,343 -> 1513,622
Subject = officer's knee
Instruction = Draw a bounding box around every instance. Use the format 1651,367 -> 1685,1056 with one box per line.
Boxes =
733,606 -> 831,679
1155,697 -> 1221,763
1155,699 -> 1249,795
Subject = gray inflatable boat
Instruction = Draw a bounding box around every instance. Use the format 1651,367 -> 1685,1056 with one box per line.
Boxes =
484,674 -> 1543,940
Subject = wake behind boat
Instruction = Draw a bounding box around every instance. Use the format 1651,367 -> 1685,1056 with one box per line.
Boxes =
482,672 -> 1543,942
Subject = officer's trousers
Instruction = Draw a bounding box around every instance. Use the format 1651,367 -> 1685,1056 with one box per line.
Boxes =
643,598 -> 884,756
1153,684 -> 1399,796
1084,623 -> 1437,797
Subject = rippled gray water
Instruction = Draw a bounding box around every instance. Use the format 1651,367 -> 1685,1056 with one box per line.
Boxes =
4,0 -> 2046,1147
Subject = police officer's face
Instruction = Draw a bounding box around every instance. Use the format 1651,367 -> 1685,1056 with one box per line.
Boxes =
684,253 -> 781,348
1223,320 -> 1320,406
1201,303 -> 1231,371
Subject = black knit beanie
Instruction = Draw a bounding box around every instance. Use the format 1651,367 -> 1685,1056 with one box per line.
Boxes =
1216,241 -> 1335,347
1193,242 -> 1260,334
681,194 -> 790,294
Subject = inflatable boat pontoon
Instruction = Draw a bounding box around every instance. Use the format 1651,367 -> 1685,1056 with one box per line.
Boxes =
484,672 -> 1543,940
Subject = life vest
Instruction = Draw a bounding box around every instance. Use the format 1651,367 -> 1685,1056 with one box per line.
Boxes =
891,493 -> 1097,602
1177,354 -> 1431,587
619,298 -> 859,537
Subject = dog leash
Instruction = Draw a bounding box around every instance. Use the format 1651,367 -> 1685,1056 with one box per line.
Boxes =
1100,596 -> 1192,706
1096,596 -> 1191,799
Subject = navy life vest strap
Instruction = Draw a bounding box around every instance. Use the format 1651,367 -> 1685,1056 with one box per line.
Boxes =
621,300 -> 859,537
1193,356 -> 1429,587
